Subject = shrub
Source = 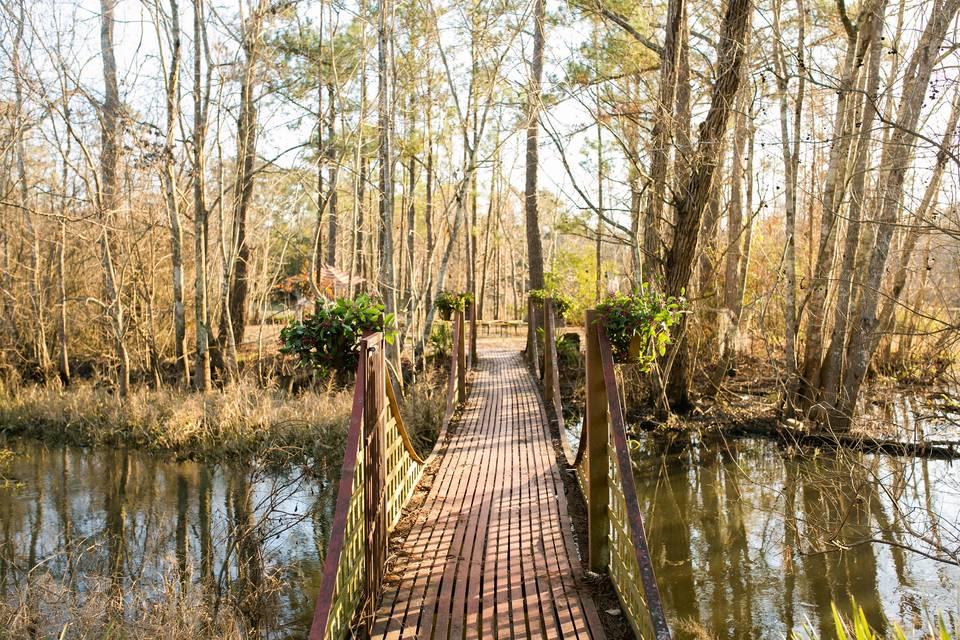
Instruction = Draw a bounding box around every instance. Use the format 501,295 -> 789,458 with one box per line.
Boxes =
434,290 -> 471,320
429,323 -> 453,360
279,294 -> 395,376
596,286 -> 685,369
556,333 -> 581,367
528,288 -> 573,321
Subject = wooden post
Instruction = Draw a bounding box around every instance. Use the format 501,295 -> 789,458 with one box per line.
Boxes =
543,299 -> 555,407
456,310 -> 466,403
584,309 -> 609,570
469,298 -> 478,367
543,298 -> 562,421
362,333 -> 388,627
527,297 -> 540,379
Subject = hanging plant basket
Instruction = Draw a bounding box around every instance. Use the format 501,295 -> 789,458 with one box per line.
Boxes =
435,290 -> 470,321
279,294 -> 395,376
528,288 -> 573,322
597,287 -> 686,369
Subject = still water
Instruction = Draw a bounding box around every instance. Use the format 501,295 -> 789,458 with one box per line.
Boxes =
0,420 -> 958,639
631,433 -> 960,639
0,442 -> 334,638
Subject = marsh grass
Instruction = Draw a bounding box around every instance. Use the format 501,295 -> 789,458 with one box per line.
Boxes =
399,368 -> 447,456
0,380 -> 352,464
0,371 -> 445,464
0,570 -> 253,640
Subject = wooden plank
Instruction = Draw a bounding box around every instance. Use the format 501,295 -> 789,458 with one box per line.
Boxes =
369,347 -> 608,640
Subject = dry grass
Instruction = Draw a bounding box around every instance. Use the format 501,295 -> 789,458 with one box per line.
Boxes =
0,575 -> 238,639
0,379 -> 353,463
0,371 -> 447,464
399,367 -> 447,456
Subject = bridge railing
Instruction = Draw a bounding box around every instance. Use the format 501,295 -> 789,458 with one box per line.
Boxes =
308,311 -> 466,639
537,301 -> 671,640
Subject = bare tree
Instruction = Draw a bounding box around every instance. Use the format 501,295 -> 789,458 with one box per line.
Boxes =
193,0 -> 212,392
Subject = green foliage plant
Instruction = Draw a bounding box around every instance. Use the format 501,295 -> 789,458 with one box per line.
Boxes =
279,294 -> 395,375
434,290 -> 471,320
596,286 -> 685,369
528,288 -> 574,321
555,333 -> 580,367
429,323 -> 453,360
790,600 -> 953,640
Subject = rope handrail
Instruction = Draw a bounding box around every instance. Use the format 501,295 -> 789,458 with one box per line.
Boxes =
597,320 -> 671,640
308,313 -> 467,640
539,304 -> 671,640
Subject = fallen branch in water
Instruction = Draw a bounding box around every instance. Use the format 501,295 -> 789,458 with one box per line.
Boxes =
728,418 -> 960,459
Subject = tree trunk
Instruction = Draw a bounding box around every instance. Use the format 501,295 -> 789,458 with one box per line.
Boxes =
99,0 -> 130,397
311,82 -> 324,291
13,0 -> 51,380
643,0 -> 685,280
661,0 -> 753,413
161,0 -> 189,386
796,8 -> 875,406
877,89 -> 960,335
835,0 -> 960,428
523,0 -> 546,292
377,0 -> 399,374
773,0 -> 807,415
225,0 -> 265,350
818,2 -> 885,416
326,81 -> 338,267
192,0 -> 212,392
722,85 -> 749,360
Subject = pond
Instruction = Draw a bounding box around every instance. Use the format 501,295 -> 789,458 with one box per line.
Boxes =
0,440 -> 334,638
1,414 -> 958,640
566,412 -> 960,639
633,433 -> 959,639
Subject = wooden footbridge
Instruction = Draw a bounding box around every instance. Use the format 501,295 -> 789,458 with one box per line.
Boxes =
308,303 -> 671,640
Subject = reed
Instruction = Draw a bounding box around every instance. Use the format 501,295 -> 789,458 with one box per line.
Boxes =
0,373 -> 445,463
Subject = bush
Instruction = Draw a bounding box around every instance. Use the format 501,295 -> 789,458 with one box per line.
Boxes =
528,288 -> 573,321
434,290 -> 472,320
279,294 -> 395,376
597,286 -> 685,369
556,333 -> 581,367
429,323 -> 453,360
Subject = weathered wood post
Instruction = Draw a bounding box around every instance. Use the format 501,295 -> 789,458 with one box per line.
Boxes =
469,296 -> 478,367
543,298 -> 562,421
584,309 -> 610,570
456,310 -> 466,402
527,297 -> 540,379
362,333 -> 388,627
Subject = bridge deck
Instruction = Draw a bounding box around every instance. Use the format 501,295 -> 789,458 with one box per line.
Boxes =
371,348 -> 606,639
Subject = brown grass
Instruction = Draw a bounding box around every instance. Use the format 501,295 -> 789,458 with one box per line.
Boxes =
0,565 -> 261,639
0,369 -> 447,465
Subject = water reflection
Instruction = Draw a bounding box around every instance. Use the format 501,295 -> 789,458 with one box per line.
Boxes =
631,433 -> 960,639
0,440 -> 334,639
